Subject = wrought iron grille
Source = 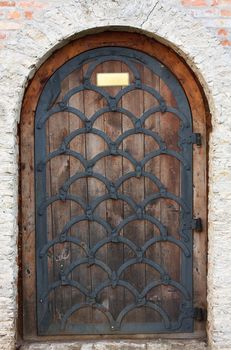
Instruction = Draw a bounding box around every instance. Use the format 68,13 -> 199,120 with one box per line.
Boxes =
35,47 -> 194,335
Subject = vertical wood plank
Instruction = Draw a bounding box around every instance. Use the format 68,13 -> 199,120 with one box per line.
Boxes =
143,67 -> 163,322
102,61 -> 124,320
67,68 -> 91,325
84,62 -> 107,326
47,75 -> 71,326
192,93 -> 207,332
21,94 -> 36,337
121,62 -> 145,323
159,80 -> 181,320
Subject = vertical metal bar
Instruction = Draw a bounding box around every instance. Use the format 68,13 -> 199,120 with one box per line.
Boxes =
35,101 -> 50,334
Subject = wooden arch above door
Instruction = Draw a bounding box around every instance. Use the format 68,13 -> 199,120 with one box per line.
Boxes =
20,31 -> 208,340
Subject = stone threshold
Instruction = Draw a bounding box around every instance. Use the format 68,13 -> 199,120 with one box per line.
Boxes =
19,339 -> 207,350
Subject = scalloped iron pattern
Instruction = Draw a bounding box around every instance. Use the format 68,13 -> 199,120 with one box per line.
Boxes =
35,48 -> 194,335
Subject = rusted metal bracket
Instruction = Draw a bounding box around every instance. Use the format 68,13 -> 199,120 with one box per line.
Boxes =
193,307 -> 207,321
192,218 -> 203,232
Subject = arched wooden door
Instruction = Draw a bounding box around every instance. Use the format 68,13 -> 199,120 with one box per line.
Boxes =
21,32 -> 208,339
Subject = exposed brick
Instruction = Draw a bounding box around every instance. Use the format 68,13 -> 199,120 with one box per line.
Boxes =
221,38 -> 231,44
0,32 -> 6,39
221,9 -> 231,16
213,0 -> 231,4
0,1 -> 15,6
18,1 -> 45,8
24,10 -> 33,19
7,10 -> 20,19
218,28 -> 228,34
181,0 -> 208,6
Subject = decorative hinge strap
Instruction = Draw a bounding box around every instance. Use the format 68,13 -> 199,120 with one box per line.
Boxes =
193,307 -> 207,321
192,218 -> 203,232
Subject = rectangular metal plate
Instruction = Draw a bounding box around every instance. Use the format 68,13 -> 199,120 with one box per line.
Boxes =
96,72 -> 129,87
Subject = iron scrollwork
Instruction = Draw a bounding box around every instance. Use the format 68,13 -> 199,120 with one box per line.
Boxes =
35,47 -> 194,335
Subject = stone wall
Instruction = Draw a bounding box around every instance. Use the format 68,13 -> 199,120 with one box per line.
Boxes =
181,0 -> 231,50
1,0 -> 231,52
0,1 -> 231,349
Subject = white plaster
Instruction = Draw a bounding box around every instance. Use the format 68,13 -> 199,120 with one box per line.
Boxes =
0,0 -> 231,349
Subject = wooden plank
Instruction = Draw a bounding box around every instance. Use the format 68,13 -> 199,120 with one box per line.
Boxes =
159,80 -> 181,321
46,103 -> 54,325
102,61 -> 124,320
67,68 -> 90,325
121,62 -> 146,324
191,86 -> 208,332
83,61 -> 108,326
21,93 -> 36,337
47,74 -> 72,327
142,66 -> 163,323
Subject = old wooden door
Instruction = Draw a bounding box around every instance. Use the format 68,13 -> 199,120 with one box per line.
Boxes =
21,32 -> 207,339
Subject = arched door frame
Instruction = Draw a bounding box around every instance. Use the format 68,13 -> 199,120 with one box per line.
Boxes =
20,31 -> 209,341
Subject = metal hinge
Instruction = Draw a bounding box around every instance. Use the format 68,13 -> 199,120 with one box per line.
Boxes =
192,218 -> 203,232
193,307 -> 207,321
180,133 -> 202,146
191,133 -> 202,146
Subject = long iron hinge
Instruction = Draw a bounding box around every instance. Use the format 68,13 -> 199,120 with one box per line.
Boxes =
193,307 -> 207,321
192,218 -> 203,232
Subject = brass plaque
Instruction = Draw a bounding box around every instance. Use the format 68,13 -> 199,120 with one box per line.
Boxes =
96,72 -> 129,87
